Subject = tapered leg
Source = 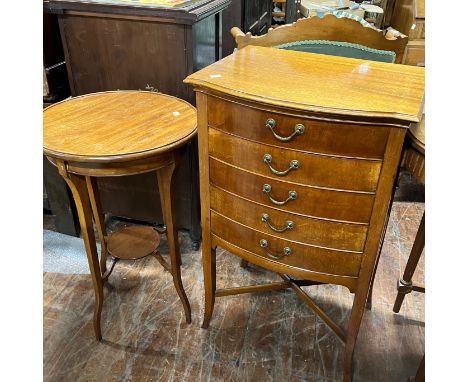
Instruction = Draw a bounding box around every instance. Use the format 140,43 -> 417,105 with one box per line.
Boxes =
393,212 -> 425,313
86,176 -> 107,275
58,164 -> 104,341
202,247 -> 217,329
157,162 -> 192,324
343,285 -> 371,382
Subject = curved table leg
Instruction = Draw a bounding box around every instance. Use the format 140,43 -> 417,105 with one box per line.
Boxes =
202,247 -> 216,329
157,161 -> 192,324
86,176 -> 107,275
57,162 -> 104,341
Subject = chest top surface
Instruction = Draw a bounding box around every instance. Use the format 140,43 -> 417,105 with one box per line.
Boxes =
184,46 -> 425,123
43,91 -> 197,162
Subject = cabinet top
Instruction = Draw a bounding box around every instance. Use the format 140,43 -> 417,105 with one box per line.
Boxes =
45,0 -> 230,23
184,46 -> 425,123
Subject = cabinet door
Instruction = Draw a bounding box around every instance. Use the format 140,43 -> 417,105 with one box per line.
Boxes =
59,15 -> 188,98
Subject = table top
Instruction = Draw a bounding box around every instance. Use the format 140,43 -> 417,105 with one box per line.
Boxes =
184,46 -> 425,123
43,91 -> 197,163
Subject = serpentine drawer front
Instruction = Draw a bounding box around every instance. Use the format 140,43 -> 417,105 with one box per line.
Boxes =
209,186 -> 368,252
184,46 -> 424,382
208,97 -> 391,159
211,211 -> 363,277
209,157 -> 375,224
209,128 -> 382,192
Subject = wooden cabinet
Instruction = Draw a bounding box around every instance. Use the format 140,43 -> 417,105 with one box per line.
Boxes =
45,0 -> 229,245
391,0 -> 425,66
185,46 -> 425,380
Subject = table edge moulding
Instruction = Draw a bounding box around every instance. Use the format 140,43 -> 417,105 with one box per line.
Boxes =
184,46 -> 425,382
43,91 -> 197,340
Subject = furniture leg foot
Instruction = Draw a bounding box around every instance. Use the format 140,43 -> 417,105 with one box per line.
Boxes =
392,212 -> 425,314
93,286 -> 104,341
191,240 -> 201,251
393,292 -> 405,313
202,247 -> 216,329
172,273 -> 192,324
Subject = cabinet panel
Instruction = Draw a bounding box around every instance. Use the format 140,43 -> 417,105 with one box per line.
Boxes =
60,16 -> 188,98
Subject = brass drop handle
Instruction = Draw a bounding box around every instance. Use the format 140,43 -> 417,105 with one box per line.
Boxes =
265,118 -> 305,142
261,213 -> 294,233
259,239 -> 292,260
263,154 -> 300,176
262,184 -> 297,205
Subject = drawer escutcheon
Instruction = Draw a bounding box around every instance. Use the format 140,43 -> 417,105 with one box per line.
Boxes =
261,213 -> 294,232
262,184 -> 298,205
265,118 -> 305,142
259,239 -> 292,260
263,154 -> 300,176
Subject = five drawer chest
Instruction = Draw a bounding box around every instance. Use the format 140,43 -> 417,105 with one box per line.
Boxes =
185,46 -> 425,381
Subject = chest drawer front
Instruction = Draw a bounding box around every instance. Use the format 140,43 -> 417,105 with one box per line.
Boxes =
209,128 -> 382,192
210,158 -> 375,224
210,186 -> 368,252
207,97 -> 390,159
211,211 -> 362,277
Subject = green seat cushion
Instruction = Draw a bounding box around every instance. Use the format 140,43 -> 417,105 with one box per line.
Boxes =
273,40 -> 396,63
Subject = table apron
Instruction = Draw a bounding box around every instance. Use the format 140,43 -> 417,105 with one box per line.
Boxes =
46,152 -> 176,177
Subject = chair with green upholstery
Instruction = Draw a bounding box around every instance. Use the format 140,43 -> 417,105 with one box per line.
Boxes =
231,13 -> 408,64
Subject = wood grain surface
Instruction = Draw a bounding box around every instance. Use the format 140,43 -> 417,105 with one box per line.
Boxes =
210,186 -> 368,252
209,158 -> 375,224
43,91 -> 197,161
107,226 -> 161,260
209,128 -> 382,192
208,96 -> 391,159
184,46 -> 425,122
211,211 -> 363,277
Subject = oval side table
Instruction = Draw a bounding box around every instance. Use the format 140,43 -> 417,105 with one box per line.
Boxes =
43,91 -> 197,340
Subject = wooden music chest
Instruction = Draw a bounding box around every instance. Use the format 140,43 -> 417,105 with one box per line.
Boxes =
184,46 -> 424,381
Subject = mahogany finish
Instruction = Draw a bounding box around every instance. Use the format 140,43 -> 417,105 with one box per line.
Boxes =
209,128 -> 383,192
211,211 -> 363,277
210,186 -> 369,251
210,158 -> 376,223
188,47 -> 424,121
107,226 -> 161,260
44,91 -> 197,161
43,91 -> 196,340
208,96 -> 391,159
45,0 -> 230,244
184,46 -> 425,381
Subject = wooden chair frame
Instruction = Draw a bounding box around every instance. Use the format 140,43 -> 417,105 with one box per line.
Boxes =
231,14 -> 408,63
